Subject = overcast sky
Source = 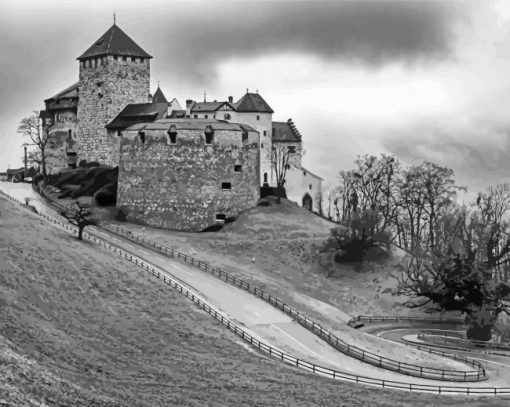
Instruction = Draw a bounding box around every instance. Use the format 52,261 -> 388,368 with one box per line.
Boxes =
1,0 -> 510,197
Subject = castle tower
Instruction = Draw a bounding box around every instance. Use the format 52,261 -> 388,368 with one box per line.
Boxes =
76,23 -> 152,166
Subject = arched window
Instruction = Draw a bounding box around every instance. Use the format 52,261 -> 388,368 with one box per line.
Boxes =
204,125 -> 214,145
167,125 -> 177,144
138,130 -> 146,144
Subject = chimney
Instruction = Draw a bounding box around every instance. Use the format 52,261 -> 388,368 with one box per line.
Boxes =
228,96 -> 233,103
186,99 -> 194,117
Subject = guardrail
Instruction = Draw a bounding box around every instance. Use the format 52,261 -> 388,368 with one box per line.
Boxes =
350,315 -> 464,325
3,187 -> 510,395
99,222 -> 485,382
418,331 -> 510,352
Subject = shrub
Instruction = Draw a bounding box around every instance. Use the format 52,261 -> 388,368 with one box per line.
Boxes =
202,224 -> 224,232
113,207 -> 128,222
94,182 -> 117,206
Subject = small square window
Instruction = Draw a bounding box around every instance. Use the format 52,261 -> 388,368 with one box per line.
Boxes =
131,57 -> 135,62
224,113 -> 231,120
221,182 -> 231,190
257,115 -> 260,120
194,114 -> 198,119
261,143 -> 264,148
205,115 -> 208,119
288,146 -> 296,154
123,56 -> 127,62
234,165 -> 242,172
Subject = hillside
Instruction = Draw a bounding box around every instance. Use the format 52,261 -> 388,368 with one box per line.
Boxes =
4,193 -> 510,406
109,197 -> 419,326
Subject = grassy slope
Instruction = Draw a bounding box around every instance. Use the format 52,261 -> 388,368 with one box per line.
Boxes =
1,198 -> 507,406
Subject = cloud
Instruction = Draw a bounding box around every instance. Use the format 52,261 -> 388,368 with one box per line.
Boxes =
381,118 -> 510,194
155,0 -> 469,82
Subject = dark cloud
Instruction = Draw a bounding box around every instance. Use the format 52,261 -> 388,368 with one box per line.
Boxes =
381,123 -> 510,193
154,1 -> 468,82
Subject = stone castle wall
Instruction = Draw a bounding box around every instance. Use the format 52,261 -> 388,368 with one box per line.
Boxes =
46,110 -> 79,173
117,126 -> 260,231
77,56 -> 150,166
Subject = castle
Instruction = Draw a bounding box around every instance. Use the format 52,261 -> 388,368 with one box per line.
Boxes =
41,23 -> 323,231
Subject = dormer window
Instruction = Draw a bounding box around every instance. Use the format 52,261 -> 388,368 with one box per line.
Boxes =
167,125 -> 177,144
138,130 -> 146,144
204,126 -> 214,145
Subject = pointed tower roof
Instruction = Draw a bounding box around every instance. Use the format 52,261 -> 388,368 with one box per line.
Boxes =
235,92 -> 274,113
77,24 -> 152,60
152,86 -> 168,104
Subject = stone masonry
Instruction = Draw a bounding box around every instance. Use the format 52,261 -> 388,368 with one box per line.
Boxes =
117,120 -> 260,231
77,56 -> 150,166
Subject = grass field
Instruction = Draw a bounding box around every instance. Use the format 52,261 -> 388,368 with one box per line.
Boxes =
3,196 -> 510,405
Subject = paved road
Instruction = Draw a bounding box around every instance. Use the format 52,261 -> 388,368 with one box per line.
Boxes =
4,181 -> 510,389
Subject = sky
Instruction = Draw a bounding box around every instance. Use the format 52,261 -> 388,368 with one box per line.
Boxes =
1,0 -> 510,198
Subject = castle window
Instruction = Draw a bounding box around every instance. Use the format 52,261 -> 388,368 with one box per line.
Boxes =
224,113 -> 231,120
242,131 -> 248,143
221,182 -> 232,190
303,171 -> 307,176
263,130 -> 267,136
204,115 -> 208,119
257,115 -> 260,120
123,56 -> 127,62
204,126 -> 214,144
68,129 -> 72,140
131,57 -> 135,62
193,114 -> 198,119
285,164 -> 291,170
309,184 -> 312,190
167,126 -> 177,144
213,114 -> 216,119
288,146 -> 296,154
114,56 -> 118,61
138,130 -> 146,144
234,165 -> 242,172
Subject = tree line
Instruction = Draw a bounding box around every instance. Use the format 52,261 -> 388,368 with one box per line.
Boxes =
320,154 -> 510,340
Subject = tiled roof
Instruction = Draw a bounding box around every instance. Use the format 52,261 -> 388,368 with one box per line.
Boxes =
152,86 -> 168,104
44,82 -> 80,103
272,119 -> 302,142
126,118 -> 257,133
190,101 -> 233,112
106,102 -> 167,130
77,24 -> 152,60
168,110 -> 187,118
235,92 -> 274,113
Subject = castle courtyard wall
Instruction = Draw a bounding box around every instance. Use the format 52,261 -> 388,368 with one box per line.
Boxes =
117,124 -> 260,231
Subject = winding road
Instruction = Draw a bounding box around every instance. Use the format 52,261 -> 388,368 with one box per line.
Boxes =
3,181 -> 510,394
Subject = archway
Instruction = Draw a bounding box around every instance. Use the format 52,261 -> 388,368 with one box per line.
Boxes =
302,193 -> 313,211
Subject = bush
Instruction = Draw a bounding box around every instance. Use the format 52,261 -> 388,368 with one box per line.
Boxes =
78,160 -> 100,168
260,185 -> 287,199
94,182 -> 117,206
113,207 -> 128,222
202,224 -> 224,232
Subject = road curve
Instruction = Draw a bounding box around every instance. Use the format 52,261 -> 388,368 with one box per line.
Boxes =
3,182 -> 510,393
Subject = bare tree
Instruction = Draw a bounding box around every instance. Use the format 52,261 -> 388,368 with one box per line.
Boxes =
17,113 -> 52,184
62,200 -> 97,240
268,144 -> 291,188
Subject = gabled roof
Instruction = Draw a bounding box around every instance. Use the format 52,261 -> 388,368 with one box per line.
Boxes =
272,119 -> 302,142
106,102 -> 167,130
77,24 -> 152,60
190,101 -> 234,113
44,82 -> 80,103
235,92 -> 274,113
152,86 -> 168,104
168,110 -> 187,119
